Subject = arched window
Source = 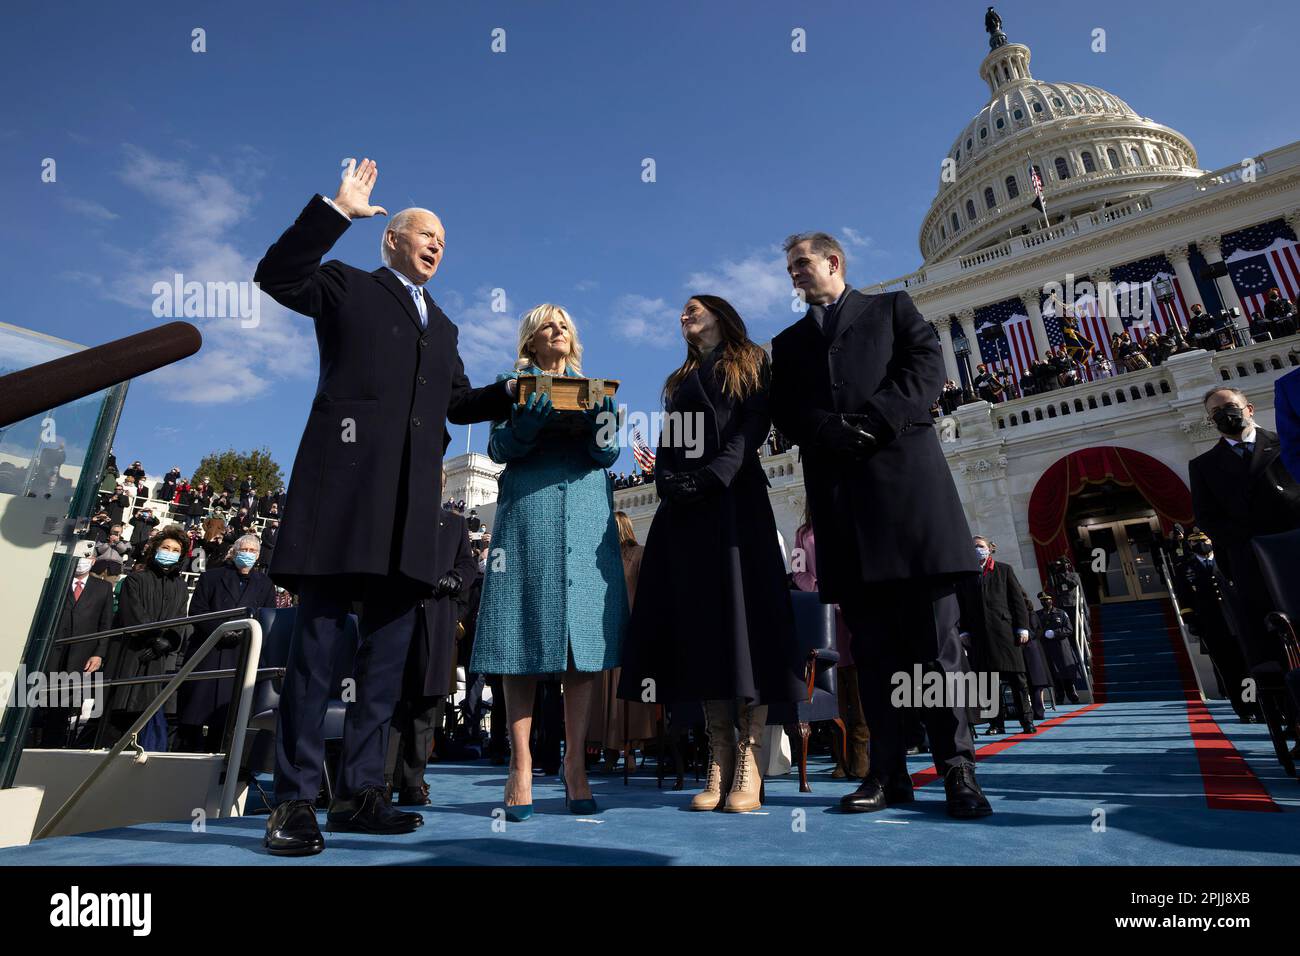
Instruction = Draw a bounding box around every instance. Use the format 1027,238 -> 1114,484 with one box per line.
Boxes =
979,127 -> 988,141
995,116 -> 1005,130
1054,156 -> 1071,179
1032,101 -> 1043,113
1107,147 -> 1119,169
984,186 -> 996,209
1013,107 -> 1024,120
1081,150 -> 1096,173
951,211 -> 960,233
966,199 -> 977,221
1005,175 -> 1020,198
1130,146 -> 1142,166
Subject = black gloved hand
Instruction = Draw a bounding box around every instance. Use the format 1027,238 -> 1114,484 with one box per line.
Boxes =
660,469 -> 719,505
816,414 -> 877,460
138,635 -> 172,663
435,570 -> 464,599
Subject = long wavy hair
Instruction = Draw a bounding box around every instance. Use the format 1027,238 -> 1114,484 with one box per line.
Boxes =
662,295 -> 766,405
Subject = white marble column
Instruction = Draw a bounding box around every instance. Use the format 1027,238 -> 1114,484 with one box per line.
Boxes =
1197,234 -> 1245,316
956,308 -> 983,368
1164,244 -> 1204,313
932,314 -> 962,382
1020,289 -> 1049,355
1091,266 -> 1126,338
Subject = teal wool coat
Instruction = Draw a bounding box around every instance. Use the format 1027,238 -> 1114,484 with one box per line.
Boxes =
469,367 -> 629,675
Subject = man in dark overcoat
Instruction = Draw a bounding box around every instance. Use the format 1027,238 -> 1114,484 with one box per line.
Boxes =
770,231 -> 989,818
254,158 -> 516,855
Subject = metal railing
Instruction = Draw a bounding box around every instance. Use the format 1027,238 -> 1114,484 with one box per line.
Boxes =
33,606 -> 265,838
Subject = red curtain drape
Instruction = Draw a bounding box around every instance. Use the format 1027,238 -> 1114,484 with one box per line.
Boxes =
1027,446 -> 1194,579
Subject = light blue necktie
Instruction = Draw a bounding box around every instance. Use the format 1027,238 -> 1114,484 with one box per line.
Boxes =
409,284 -> 426,329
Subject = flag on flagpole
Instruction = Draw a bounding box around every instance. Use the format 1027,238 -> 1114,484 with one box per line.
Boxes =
1029,163 -> 1047,222
631,428 -> 656,473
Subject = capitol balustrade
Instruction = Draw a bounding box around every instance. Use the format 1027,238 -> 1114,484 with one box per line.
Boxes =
866,141 -> 1300,296
941,338 -> 1299,445
611,449 -> 802,514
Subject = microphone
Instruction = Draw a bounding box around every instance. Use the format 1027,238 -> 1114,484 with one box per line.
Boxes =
0,321 -> 201,428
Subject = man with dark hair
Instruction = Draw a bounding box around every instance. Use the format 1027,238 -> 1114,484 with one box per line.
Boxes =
1189,386 -> 1300,670
771,231 -> 988,819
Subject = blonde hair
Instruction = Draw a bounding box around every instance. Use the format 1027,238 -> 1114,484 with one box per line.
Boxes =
515,304 -> 583,375
614,511 -> 637,548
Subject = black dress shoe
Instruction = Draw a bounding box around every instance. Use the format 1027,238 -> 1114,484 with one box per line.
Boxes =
839,777 -> 889,813
943,764 -> 992,819
327,786 -> 425,834
1020,721 -> 1037,735
395,786 -> 431,807
264,799 -> 325,857
985,724 -> 1005,736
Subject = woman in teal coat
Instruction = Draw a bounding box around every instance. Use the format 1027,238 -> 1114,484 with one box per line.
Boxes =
470,303 -> 628,820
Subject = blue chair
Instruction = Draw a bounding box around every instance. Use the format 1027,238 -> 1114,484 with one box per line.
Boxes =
1251,529 -> 1300,777
243,606 -> 360,806
767,590 -> 844,792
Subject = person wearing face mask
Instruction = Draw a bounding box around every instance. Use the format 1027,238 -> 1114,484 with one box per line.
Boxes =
104,525 -> 193,750
1032,592 -> 1081,706
34,555 -> 115,747
956,537 -> 1035,736
176,534 -> 278,753
1189,386 -> 1300,671
1176,531 -> 1258,722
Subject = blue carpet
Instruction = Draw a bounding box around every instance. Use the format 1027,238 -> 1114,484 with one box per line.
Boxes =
5,599 -> 1294,865
1,699 -> 1295,866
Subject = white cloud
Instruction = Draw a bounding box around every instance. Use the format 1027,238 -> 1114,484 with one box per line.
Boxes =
683,247 -> 794,324
611,293 -> 681,349
71,145 -> 318,402
443,287 -> 521,379
61,196 -> 118,221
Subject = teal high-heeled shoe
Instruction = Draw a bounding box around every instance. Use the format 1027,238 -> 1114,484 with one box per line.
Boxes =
560,759 -> 599,815
504,769 -> 533,822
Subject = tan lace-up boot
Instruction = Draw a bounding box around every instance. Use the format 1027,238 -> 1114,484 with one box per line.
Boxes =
690,700 -> 736,811
724,702 -> 767,812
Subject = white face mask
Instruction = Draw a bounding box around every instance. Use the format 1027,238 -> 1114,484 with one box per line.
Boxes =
76,557 -> 93,576
975,546 -> 990,562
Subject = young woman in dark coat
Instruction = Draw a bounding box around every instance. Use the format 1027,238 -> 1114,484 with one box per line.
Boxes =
177,533 -> 278,752
106,524 -> 193,750
618,295 -> 802,814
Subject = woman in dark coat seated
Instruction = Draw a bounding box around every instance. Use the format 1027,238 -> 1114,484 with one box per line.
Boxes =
618,295 -> 802,814
177,533 -> 278,752
105,524 -> 193,750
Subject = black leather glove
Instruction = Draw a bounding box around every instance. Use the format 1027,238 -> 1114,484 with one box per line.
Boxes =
659,469 -> 719,504
137,635 -> 172,663
816,414 -> 877,460
435,570 -> 464,599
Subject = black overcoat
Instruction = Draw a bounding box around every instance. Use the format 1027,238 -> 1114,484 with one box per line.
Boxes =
955,562 -> 1030,674
406,511 -> 478,698
1032,606 -> 1081,681
254,195 -> 513,591
108,564 -> 191,714
769,290 -> 974,601
618,351 -> 803,706
177,564 -> 278,727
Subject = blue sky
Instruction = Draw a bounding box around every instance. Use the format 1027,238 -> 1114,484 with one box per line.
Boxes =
3,0 -> 1297,480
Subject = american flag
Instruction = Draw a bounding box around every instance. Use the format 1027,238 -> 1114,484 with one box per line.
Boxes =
1044,291 -> 1112,368
975,298 -> 1039,384
631,427 -> 656,472
1029,163 -> 1047,219
1224,219 -> 1300,319
1112,253 -> 1193,336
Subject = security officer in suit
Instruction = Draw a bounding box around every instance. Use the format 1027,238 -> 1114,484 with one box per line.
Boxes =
37,555 -> 114,747
254,158 -> 517,855
1176,531 -> 1258,721
771,231 -> 988,819
1189,386 -> 1300,671
388,489 -> 478,806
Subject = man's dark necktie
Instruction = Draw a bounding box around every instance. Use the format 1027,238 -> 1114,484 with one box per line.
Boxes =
816,298 -> 841,341
1234,441 -> 1255,461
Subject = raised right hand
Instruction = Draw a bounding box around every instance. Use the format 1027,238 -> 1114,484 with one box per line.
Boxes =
333,158 -> 388,219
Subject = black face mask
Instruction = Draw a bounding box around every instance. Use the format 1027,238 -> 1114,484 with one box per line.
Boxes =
1192,542 -> 1213,556
1211,406 -> 1246,435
